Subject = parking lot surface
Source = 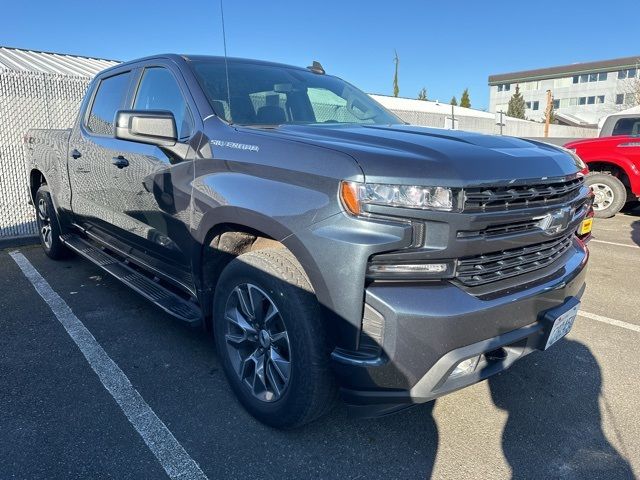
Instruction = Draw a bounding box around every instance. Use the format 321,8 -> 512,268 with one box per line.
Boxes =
1,207 -> 639,479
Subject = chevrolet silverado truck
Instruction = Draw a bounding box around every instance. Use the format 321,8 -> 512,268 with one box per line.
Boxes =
24,54 -> 592,428
566,127 -> 640,218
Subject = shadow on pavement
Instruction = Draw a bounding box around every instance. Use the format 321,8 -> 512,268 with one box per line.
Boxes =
630,219 -> 640,247
488,339 -> 633,479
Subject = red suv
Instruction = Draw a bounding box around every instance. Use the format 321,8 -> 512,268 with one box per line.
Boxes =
566,118 -> 640,217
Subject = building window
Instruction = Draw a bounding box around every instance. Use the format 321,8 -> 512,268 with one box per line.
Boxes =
616,93 -> 625,104
497,83 -> 511,92
618,68 -> 638,80
554,77 -> 573,88
520,81 -> 540,91
579,97 -> 587,105
532,101 -> 539,110
525,101 -> 531,109
587,96 -> 595,105
573,72 -> 609,84
553,99 -> 560,109
596,95 -> 605,104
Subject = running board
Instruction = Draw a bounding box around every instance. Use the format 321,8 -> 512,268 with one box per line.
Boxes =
60,234 -> 202,326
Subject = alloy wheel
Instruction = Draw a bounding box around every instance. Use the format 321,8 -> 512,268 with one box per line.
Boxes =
590,183 -> 614,211
223,283 -> 292,402
37,197 -> 53,249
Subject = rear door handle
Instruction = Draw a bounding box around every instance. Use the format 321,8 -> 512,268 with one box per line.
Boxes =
71,149 -> 82,159
112,156 -> 129,169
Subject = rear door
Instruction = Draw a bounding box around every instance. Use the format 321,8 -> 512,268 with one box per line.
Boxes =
68,69 -> 135,234
108,62 -> 198,279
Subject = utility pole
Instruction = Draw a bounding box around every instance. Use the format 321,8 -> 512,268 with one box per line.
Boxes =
451,103 -> 455,130
495,110 -> 505,135
544,90 -> 553,138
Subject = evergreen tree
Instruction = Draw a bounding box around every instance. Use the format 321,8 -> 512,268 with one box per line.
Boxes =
507,85 -> 526,119
450,96 -> 458,106
460,88 -> 471,108
393,50 -> 400,97
417,87 -> 427,101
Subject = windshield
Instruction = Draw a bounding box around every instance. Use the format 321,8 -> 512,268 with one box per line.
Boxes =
190,60 -> 401,126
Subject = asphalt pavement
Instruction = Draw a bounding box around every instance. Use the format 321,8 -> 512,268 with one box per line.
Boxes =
1,207 -> 639,479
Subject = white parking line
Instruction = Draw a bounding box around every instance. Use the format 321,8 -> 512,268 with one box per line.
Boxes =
9,251 -> 208,480
591,239 -> 640,249
579,310 -> 640,333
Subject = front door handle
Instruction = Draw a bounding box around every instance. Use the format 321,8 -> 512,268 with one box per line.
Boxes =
71,149 -> 82,159
111,156 -> 129,169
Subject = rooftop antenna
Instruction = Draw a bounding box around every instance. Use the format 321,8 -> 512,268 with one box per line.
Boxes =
219,0 -> 232,123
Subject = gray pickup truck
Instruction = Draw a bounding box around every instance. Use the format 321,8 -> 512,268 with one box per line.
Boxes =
24,54 -> 592,428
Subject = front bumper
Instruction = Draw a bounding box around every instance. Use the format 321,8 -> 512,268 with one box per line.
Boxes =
331,237 -> 588,417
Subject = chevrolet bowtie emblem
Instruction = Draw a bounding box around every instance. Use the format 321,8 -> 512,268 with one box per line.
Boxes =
539,207 -> 573,235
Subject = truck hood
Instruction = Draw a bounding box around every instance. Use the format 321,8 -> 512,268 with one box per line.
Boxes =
270,124 -> 582,186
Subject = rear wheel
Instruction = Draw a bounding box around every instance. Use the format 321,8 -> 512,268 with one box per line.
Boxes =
585,172 -> 627,218
213,248 -> 336,428
35,185 -> 69,259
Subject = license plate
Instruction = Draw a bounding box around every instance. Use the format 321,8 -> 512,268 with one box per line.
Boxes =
578,218 -> 593,235
545,303 -> 579,349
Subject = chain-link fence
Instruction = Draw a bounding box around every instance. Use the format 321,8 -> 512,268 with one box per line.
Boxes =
0,70 -> 90,238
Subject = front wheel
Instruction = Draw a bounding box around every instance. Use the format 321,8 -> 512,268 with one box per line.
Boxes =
585,172 -> 627,218
35,185 -> 69,259
213,248 -> 336,428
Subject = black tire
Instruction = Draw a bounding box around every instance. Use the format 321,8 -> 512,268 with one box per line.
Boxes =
213,248 -> 337,428
585,172 -> 627,219
35,185 -> 69,259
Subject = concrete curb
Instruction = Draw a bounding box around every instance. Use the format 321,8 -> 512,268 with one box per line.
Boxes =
0,235 -> 39,250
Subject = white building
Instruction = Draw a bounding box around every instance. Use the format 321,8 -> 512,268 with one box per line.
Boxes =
489,56 -> 640,126
371,94 -> 596,139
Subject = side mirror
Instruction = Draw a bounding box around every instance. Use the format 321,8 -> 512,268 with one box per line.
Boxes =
115,110 -> 177,146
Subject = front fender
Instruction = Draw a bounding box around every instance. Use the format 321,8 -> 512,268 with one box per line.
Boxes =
190,170 -> 342,319
587,155 -> 640,192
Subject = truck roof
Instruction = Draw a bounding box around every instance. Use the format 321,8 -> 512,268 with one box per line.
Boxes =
99,53 -> 309,76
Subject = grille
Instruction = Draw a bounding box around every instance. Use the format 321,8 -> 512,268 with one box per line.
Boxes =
464,177 -> 584,212
455,234 -> 574,287
457,219 -> 540,239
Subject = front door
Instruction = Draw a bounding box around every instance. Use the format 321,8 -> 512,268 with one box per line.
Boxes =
108,65 -> 196,275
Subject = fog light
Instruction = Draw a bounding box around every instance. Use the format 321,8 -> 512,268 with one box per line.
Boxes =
450,355 -> 480,378
367,263 -> 447,274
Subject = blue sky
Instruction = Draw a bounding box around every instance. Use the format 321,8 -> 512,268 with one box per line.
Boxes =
3,0 -> 637,110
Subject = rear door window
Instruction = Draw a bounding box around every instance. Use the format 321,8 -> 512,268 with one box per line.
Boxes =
86,71 -> 131,135
612,118 -> 640,136
133,67 -> 193,140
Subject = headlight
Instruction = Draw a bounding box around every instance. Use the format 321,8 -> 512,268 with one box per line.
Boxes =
340,181 -> 454,215
558,146 -> 587,171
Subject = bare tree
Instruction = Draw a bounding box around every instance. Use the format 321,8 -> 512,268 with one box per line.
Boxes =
614,58 -> 640,110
